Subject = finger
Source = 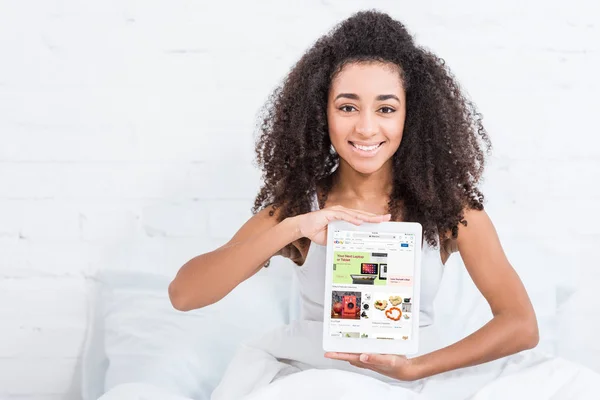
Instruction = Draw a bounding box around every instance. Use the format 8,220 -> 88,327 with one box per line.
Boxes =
352,214 -> 392,225
359,353 -> 398,367
329,210 -> 390,225
364,214 -> 392,222
328,210 -> 373,225
349,361 -> 366,369
343,208 -> 377,216
327,211 -> 363,225
331,205 -> 389,220
344,208 -> 391,221
347,360 -> 382,374
324,352 -> 361,362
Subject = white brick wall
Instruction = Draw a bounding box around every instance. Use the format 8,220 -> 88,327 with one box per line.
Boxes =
1,1 -> 598,398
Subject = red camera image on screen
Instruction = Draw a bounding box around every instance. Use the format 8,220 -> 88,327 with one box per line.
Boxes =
342,295 -> 357,318
331,291 -> 361,320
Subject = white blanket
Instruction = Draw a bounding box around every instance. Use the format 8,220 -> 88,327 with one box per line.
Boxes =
209,320 -> 600,400
98,320 -> 600,400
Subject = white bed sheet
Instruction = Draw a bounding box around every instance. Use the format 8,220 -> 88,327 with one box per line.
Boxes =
86,252 -> 599,399
99,320 -> 600,400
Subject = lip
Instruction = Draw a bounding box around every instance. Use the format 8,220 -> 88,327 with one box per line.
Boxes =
349,141 -> 384,146
348,141 -> 385,158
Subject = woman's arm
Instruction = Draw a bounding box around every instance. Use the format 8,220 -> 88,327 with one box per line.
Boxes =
168,207 -> 302,311
169,202 -> 390,312
326,208 -> 539,381
411,208 -> 539,379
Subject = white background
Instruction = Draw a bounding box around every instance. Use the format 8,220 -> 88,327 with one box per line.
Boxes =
1,0 -> 599,398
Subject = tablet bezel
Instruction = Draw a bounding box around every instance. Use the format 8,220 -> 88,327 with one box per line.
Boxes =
322,220 -> 423,355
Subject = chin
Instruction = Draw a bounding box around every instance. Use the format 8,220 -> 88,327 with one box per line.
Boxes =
345,158 -> 388,176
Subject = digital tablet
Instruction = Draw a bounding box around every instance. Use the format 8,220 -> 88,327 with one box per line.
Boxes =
322,220 -> 422,355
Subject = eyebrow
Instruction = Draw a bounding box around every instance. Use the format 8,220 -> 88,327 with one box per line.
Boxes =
334,93 -> 400,102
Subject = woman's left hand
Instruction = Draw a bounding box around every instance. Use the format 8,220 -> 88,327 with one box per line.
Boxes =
324,352 -> 421,381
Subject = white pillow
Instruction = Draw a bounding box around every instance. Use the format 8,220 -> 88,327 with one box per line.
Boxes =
81,261 -> 294,400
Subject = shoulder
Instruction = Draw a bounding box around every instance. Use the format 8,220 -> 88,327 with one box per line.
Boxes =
438,207 -> 490,257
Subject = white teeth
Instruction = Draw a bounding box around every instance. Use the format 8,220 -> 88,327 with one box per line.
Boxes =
353,143 -> 381,151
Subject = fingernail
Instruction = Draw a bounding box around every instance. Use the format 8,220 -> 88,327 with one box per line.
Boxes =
360,354 -> 369,362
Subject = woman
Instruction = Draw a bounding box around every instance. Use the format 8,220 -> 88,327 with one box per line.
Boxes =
169,9 -> 542,396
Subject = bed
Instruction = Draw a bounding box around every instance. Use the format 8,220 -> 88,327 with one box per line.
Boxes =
81,252 -> 600,400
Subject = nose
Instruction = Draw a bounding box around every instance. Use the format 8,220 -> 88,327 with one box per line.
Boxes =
355,111 -> 377,137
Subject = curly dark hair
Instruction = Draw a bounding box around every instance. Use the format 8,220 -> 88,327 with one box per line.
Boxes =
251,9 -> 491,251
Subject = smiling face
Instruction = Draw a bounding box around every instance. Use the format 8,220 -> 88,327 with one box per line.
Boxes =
327,62 -> 406,175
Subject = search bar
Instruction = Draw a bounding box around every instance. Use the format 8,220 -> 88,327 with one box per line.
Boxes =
352,233 -> 396,239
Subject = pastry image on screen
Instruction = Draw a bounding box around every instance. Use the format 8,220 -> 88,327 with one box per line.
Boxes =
372,293 -> 411,323
331,291 -> 361,320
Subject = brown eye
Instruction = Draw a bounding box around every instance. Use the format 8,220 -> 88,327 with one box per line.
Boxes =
379,107 -> 396,114
340,105 -> 357,112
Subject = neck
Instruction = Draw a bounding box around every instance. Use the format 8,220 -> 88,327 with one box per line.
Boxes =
331,159 -> 394,202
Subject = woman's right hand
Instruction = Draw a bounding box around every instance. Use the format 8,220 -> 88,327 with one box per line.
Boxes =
293,206 -> 391,246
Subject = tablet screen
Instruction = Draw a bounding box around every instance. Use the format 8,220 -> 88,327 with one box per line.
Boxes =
328,229 -> 416,341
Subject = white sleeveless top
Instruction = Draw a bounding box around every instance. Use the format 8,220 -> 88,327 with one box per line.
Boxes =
293,191 -> 445,327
